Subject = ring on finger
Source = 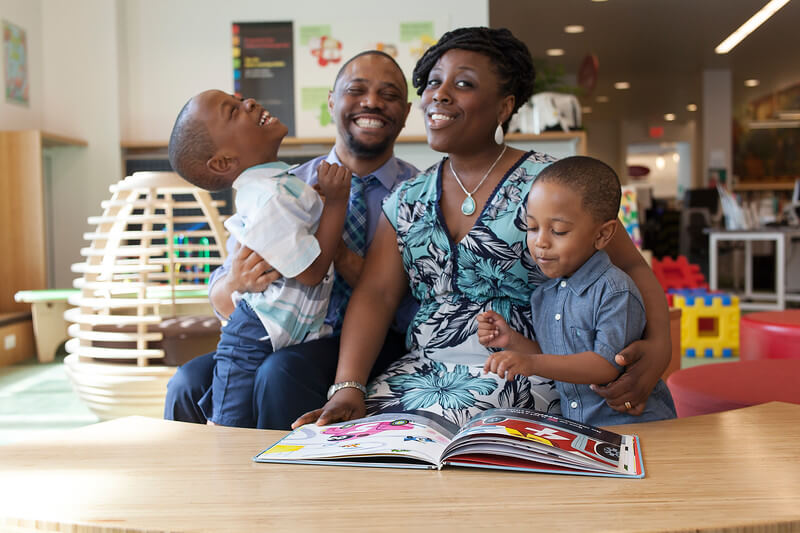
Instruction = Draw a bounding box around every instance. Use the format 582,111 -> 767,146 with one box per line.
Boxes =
624,401 -> 632,410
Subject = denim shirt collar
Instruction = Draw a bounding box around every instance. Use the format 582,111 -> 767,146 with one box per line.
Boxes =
540,250 -> 613,296
323,147 -> 403,190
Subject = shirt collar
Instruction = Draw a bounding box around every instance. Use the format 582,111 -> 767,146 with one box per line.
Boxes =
540,250 -> 613,296
232,161 -> 296,190
323,147 -> 404,190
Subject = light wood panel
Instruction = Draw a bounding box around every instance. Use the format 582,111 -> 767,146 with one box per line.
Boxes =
0,131 -> 46,313
1,402 -> 799,532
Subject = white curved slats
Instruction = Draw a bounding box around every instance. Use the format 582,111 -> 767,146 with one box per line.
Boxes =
67,324 -> 163,342
66,295 -> 165,309
71,262 -> 162,274
64,307 -> 162,326
65,338 -> 164,359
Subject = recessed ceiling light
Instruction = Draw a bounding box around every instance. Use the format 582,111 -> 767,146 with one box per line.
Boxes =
564,25 -> 585,34
614,82 -> 630,90
744,79 -> 760,87
546,48 -> 565,56
582,106 -> 592,114
673,153 -> 680,163
715,0 -> 790,54
686,103 -> 698,112
596,96 -> 609,103
664,113 -> 676,121
656,156 -> 666,170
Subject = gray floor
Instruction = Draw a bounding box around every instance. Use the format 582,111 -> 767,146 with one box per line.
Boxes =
0,351 -> 98,446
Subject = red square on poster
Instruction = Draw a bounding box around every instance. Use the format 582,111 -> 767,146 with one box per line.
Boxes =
649,126 -> 664,139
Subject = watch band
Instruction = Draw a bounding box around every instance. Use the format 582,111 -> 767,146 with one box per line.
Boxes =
327,381 -> 367,400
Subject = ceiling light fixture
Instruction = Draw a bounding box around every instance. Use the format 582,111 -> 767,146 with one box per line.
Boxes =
614,82 -> 630,90
596,96 -> 609,103
564,25 -> 585,34
744,79 -> 760,87
656,157 -> 666,170
686,103 -> 698,112
546,48 -> 565,56
664,113 -> 676,121
715,0 -> 790,54
582,106 -> 592,114
591,0 -> 608,2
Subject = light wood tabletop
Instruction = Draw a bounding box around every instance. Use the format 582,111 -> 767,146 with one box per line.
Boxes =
2,402 -> 799,532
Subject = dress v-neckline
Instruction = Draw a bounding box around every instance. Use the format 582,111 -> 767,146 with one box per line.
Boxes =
435,151 -> 529,246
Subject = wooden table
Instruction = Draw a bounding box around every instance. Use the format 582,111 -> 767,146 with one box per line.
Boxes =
2,403 -> 800,532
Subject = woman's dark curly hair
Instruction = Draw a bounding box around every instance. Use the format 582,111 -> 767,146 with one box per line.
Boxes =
411,27 -> 535,132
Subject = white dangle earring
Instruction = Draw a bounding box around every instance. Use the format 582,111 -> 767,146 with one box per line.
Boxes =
494,123 -> 504,145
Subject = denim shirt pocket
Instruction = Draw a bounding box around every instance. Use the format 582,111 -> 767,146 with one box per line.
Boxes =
570,326 -> 595,353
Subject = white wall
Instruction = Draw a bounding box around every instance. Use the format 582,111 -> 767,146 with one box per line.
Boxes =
0,0 -> 42,129
40,0 -> 122,288
118,0 -> 488,143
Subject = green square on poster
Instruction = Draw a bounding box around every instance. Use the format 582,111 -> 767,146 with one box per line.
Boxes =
299,25 -> 331,46
400,21 -> 434,42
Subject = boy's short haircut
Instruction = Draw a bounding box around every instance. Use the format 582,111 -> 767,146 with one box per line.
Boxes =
168,99 -> 228,191
535,156 -> 622,222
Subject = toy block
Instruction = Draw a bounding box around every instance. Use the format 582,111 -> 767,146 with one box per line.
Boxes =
673,291 -> 739,358
651,256 -> 708,292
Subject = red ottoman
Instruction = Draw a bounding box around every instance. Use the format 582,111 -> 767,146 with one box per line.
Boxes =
666,359 -> 800,417
740,310 -> 800,361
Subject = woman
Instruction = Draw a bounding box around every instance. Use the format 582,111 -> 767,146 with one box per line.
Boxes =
295,27 -> 671,428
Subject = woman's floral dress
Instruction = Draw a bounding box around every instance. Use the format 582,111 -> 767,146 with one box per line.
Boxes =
368,151 -> 561,428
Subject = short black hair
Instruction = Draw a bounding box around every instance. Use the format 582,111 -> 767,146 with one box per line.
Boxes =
332,50 -> 407,96
411,27 -> 535,132
167,98 -> 228,191
535,156 -> 622,222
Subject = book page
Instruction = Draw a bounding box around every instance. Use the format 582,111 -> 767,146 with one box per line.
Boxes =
254,413 -> 455,467
442,408 -> 628,473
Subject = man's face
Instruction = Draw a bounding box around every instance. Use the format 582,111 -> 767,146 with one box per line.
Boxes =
192,90 -> 288,175
328,54 -> 411,159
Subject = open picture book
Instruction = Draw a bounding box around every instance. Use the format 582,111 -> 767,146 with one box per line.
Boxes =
254,407 -> 644,478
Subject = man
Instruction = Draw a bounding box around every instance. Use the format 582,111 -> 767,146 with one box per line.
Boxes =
164,51 -> 419,429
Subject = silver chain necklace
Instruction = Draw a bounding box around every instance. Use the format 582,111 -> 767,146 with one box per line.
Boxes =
448,144 -> 507,216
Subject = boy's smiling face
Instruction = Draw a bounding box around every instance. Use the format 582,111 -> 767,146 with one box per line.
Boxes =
526,180 -> 614,279
191,90 -> 288,181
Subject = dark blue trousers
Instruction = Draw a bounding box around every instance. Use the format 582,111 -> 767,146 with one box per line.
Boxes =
164,329 -> 407,430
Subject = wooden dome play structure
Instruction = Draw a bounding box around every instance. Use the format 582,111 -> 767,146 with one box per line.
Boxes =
64,172 -> 228,419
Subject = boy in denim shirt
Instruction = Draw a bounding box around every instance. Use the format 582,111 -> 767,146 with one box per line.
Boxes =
477,156 -> 675,425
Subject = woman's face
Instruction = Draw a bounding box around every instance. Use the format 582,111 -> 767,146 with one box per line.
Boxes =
420,49 -> 513,154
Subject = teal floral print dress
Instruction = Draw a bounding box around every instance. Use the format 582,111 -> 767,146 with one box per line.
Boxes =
368,151 -> 562,427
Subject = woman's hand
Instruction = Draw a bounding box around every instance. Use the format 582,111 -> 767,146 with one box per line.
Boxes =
291,388 -> 366,429
590,338 -> 668,415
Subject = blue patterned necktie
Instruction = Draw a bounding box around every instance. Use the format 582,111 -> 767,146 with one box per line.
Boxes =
328,175 -> 370,329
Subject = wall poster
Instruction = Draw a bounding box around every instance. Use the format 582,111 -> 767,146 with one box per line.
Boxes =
233,21 -> 295,136
3,20 -> 28,105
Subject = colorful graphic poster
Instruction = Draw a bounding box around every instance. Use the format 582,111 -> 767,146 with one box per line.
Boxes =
294,19 -> 442,136
619,186 -> 643,249
233,22 -> 295,136
3,20 -> 28,105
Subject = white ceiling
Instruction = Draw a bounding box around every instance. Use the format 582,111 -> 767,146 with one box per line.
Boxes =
489,0 -> 800,123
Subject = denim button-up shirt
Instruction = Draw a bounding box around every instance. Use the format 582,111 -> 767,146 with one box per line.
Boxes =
530,250 -> 675,426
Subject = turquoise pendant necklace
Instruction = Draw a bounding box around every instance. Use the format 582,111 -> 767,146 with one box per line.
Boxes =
449,145 -> 507,216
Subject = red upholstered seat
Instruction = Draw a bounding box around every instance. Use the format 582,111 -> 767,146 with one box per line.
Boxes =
666,359 -> 800,417
740,310 -> 800,361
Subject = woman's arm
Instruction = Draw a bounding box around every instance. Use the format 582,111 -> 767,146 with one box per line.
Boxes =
292,217 -> 409,427
600,221 -> 670,413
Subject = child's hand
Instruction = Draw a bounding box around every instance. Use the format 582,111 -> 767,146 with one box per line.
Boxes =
476,310 -> 514,348
316,162 -> 351,203
484,350 -> 537,380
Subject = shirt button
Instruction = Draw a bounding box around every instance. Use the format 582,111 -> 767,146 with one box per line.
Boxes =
555,313 -> 561,321
570,401 -> 578,409
560,281 -> 567,288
